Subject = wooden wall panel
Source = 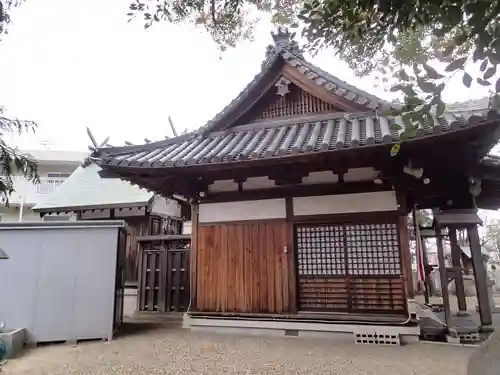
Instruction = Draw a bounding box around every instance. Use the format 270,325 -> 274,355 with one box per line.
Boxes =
196,220 -> 293,313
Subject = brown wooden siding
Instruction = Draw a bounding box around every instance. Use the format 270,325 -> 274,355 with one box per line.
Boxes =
124,223 -> 140,284
124,215 -> 183,286
196,220 -> 293,313
298,276 -> 406,313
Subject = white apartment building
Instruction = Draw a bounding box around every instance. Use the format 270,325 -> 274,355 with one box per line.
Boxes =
0,149 -> 88,221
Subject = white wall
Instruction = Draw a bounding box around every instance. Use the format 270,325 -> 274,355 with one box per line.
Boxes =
293,191 -> 397,216
199,199 -> 286,223
207,168 -> 378,193
182,221 -> 192,235
151,197 -> 182,217
198,191 -> 396,223
10,164 -> 82,206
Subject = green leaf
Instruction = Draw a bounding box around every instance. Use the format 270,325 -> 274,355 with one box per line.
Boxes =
412,63 -> 421,76
390,84 -> 405,92
423,64 -> 443,79
388,32 -> 397,44
417,78 -> 436,93
442,44 -> 455,58
491,94 -> 500,110
401,85 -> 418,97
474,47 -> 486,62
390,143 -> 401,157
480,59 -> 489,72
445,57 -> 468,72
390,123 -> 403,131
489,52 -> 500,65
454,32 -> 468,46
462,72 -> 473,88
436,101 -> 446,118
404,126 -> 418,138
399,69 -> 410,81
477,78 -> 492,86
484,66 -> 497,80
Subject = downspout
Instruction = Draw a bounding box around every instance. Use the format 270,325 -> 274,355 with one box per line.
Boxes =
18,178 -> 27,222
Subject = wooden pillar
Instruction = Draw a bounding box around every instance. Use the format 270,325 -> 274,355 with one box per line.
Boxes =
468,225 -> 493,327
448,228 -> 467,312
399,216 -> 414,298
285,196 -> 297,313
396,189 -> 413,299
435,225 -> 452,330
189,202 -> 199,311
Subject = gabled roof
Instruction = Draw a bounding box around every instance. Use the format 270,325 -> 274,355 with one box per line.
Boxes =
90,30 -> 500,170
199,28 -> 394,134
32,163 -> 154,213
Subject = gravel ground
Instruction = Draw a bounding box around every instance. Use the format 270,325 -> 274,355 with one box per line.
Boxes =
2,325 -> 475,375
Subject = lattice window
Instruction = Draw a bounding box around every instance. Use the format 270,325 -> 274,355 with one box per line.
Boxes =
236,84 -> 341,125
346,223 -> 401,276
296,222 -> 401,277
296,225 -> 345,276
296,221 -> 405,314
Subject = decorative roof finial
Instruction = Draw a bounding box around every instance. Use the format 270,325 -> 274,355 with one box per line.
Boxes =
264,27 -> 303,61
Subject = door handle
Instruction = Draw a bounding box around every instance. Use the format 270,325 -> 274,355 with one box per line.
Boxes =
283,245 -> 288,254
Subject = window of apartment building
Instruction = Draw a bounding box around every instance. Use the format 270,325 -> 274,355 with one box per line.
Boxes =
37,172 -> 72,195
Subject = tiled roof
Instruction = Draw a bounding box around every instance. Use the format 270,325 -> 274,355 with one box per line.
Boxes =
199,31 -> 396,135
94,107 -> 496,169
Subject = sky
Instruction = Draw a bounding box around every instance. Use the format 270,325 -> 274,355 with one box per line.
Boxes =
0,0 -> 493,152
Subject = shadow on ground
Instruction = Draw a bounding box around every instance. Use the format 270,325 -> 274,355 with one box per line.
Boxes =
114,322 -> 173,338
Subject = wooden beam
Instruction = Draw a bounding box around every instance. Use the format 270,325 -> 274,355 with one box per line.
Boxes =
202,181 -> 393,203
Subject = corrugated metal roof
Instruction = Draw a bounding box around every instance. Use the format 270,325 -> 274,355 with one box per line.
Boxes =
95,108 -> 496,168
32,163 -> 153,212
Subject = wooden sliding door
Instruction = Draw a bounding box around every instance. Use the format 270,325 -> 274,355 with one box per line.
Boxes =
196,220 -> 293,314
